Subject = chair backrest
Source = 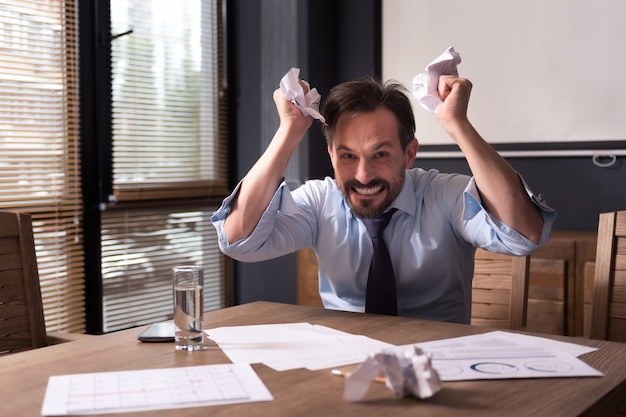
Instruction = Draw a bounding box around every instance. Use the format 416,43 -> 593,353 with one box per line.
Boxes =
590,210 -> 626,342
296,248 -> 323,307
0,211 -> 47,355
471,248 -> 530,330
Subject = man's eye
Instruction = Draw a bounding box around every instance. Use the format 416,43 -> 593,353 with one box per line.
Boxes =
374,151 -> 389,158
339,153 -> 355,160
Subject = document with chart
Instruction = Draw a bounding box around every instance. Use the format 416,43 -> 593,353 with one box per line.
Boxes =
41,363 -> 273,416
404,331 -> 603,381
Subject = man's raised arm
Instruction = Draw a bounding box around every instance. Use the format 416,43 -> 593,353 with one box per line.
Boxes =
224,88 -> 313,243
436,75 -> 544,244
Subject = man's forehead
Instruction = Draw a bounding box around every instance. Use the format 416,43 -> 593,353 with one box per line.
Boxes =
332,110 -> 402,148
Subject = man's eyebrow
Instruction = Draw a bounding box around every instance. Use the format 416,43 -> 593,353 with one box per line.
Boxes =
334,144 -> 353,152
334,139 -> 394,153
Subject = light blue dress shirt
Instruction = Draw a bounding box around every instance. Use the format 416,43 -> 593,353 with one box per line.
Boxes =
211,168 -> 556,324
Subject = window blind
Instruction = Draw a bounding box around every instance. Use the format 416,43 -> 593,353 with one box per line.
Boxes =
0,1 -> 85,332
102,0 -> 229,332
110,0 -> 228,202
101,205 -> 226,332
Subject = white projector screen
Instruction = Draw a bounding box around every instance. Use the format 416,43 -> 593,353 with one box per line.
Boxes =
382,0 -> 626,154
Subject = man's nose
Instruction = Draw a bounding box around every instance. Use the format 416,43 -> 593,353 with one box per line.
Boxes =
354,159 -> 375,185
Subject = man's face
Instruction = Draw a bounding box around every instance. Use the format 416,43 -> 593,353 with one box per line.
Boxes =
328,107 -> 418,218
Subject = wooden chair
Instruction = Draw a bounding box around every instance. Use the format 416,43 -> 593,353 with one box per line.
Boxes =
590,210 -> 626,342
296,248 -> 323,307
589,211 -> 626,417
0,211 -> 47,355
471,249 -> 530,330
0,211 -> 87,356
297,247 -> 530,330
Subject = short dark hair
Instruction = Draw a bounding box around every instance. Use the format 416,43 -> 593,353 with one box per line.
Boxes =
320,76 -> 416,150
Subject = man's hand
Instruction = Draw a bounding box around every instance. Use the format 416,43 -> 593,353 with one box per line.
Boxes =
273,83 -> 313,139
436,75 -> 473,138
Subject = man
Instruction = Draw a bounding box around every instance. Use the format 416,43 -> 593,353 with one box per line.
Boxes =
211,74 -> 556,323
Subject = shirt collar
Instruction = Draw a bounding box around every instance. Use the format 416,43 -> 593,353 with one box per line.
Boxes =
390,170 -> 417,217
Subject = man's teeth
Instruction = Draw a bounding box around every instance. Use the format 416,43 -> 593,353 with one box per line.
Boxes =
354,185 -> 382,195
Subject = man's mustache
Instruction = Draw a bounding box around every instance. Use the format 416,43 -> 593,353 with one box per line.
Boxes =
343,178 -> 388,190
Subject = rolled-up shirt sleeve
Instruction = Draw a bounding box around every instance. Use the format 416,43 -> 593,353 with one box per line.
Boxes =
210,180 -> 313,262
459,176 -> 557,255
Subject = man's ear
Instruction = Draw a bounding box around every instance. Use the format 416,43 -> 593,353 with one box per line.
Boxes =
405,137 -> 419,168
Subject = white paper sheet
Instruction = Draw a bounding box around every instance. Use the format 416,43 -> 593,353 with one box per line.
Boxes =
206,322 -> 395,372
41,364 -> 273,416
397,331 -> 602,381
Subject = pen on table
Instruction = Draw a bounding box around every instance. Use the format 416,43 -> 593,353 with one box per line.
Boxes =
331,369 -> 386,384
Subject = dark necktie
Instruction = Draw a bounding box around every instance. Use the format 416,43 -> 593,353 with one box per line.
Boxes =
362,208 -> 398,316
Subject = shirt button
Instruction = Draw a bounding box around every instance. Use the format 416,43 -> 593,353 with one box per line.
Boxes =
536,194 -> 545,202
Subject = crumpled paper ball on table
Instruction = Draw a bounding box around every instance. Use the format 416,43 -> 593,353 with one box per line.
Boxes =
343,345 -> 442,401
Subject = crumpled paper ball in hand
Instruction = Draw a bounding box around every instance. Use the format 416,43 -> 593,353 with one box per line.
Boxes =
343,346 -> 442,401
279,67 -> 326,124
412,46 -> 462,113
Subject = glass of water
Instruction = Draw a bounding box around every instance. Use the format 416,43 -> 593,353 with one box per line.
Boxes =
172,265 -> 204,351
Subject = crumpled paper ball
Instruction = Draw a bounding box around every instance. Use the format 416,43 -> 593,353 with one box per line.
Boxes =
343,345 -> 442,401
279,67 -> 326,124
412,46 -> 462,113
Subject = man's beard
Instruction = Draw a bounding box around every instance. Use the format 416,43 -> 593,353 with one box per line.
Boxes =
340,177 -> 402,219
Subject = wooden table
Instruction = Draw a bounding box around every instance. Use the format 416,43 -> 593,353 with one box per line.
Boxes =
2,301 -> 625,416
